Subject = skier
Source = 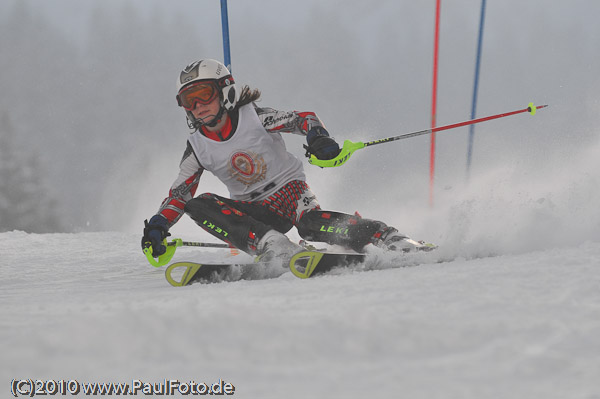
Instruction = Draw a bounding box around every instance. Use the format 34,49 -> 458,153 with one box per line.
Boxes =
142,59 -> 427,265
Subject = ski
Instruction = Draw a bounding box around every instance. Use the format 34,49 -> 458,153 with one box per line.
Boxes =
165,261 -> 256,286
289,251 -> 366,279
289,241 -> 437,279
165,245 -> 438,285
164,251 -> 366,286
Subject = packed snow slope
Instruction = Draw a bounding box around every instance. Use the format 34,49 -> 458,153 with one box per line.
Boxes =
2,232 -> 599,399
0,232 -> 600,399
2,142 -> 600,398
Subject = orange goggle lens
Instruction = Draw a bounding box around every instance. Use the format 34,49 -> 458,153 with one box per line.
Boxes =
178,82 -> 218,110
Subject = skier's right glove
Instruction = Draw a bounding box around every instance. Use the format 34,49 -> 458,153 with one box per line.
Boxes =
141,215 -> 170,257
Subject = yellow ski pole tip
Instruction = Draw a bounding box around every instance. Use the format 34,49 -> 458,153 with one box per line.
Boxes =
528,102 -> 537,115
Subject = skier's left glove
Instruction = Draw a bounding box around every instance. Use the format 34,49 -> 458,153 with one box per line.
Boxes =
141,215 -> 170,257
304,126 -> 341,160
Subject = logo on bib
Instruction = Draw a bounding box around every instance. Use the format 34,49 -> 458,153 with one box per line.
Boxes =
229,151 -> 267,186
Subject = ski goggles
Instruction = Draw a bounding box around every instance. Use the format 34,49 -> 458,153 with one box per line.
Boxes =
177,81 -> 219,111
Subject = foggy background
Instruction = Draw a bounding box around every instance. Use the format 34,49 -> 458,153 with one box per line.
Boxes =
1,0 -> 599,242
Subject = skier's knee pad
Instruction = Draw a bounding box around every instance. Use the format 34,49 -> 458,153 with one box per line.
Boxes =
297,210 -> 387,252
183,193 -> 217,219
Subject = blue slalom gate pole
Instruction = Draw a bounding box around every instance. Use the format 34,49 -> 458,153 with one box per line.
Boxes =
220,0 -> 232,71
466,0 -> 487,179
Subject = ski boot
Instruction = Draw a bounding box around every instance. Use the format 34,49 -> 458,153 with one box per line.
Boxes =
378,228 -> 436,253
256,230 -> 303,268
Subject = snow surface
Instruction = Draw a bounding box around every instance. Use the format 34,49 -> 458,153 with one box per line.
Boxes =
2,229 -> 599,398
3,118 -> 600,399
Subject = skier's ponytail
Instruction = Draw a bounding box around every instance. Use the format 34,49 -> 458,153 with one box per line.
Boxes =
236,86 -> 261,108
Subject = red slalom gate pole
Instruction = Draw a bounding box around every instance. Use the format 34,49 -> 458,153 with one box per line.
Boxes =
430,0 -> 442,207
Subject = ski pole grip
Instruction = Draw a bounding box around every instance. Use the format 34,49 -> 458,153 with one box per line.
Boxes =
308,140 -> 364,168
143,238 -> 182,267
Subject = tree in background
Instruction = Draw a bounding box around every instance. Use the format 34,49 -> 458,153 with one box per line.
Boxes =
0,113 -> 63,233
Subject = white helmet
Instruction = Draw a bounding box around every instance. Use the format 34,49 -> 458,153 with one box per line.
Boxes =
176,59 -> 237,128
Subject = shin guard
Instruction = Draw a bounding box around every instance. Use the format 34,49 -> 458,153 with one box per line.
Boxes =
296,210 -> 389,252
184,193 -> 271,254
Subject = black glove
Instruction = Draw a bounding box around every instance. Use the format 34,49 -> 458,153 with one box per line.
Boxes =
141,215 -> 170,257
304,126 -> 341,160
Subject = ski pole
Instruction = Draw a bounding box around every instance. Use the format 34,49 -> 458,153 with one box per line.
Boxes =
308,102 -> 548,168
171,240 -> 232,249
143,238 -> 233,268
